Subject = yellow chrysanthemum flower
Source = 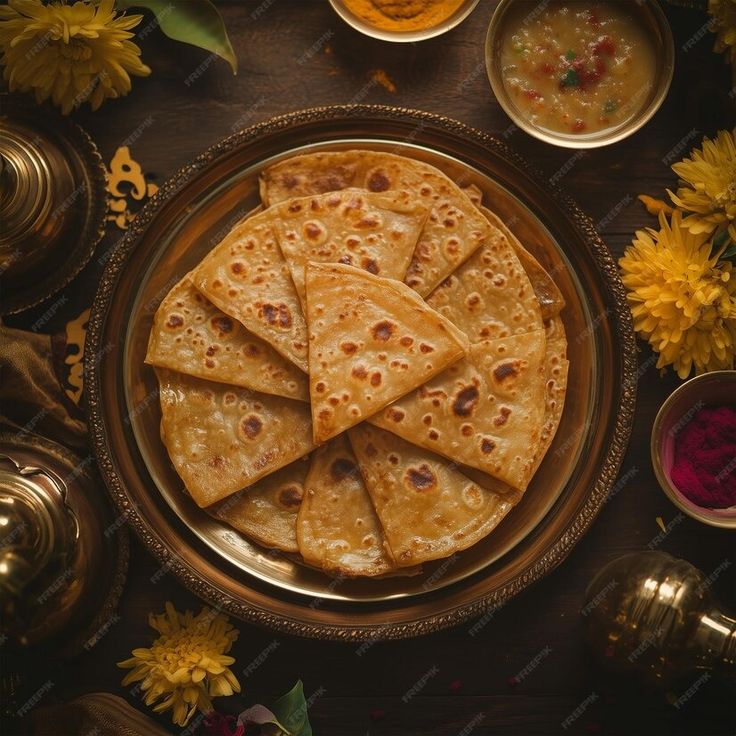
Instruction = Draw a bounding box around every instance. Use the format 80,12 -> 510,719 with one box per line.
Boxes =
668,129 -> 736,242
619,210 -> 736,379
709,0 -> 736,74
118,602 -> 241,727
0,0 -> 150,114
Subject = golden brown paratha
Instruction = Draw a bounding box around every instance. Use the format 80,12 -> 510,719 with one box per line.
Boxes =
156,369 -> 314,507
348,424 -> 514,566
531,316 -> 569,476
305,262 -> 468,443
269,188 -> 428,309
192,210 -> 308,372
259,149 -> 496,296
425,226 -> 543,341
297,433 -> 394,577
481,208 -> 565,321
145,276 -> 308,401
369,330 -> 547,492
210,457 -> 309,552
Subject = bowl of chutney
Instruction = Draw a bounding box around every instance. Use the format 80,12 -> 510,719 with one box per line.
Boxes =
485,0 -> 675,148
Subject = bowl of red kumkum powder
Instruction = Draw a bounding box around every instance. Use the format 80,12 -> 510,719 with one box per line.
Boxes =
651,371 -> 736,529
485,0 -> 674,148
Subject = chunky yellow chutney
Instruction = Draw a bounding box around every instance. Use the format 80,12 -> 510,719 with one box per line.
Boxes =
500,2 -> 656,135
341,0 -> 466,32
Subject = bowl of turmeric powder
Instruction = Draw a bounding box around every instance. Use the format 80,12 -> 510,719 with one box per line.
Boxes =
328,0 -> 481,42
651,371 -> 736,529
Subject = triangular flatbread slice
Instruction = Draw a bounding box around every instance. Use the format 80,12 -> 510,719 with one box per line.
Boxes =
482,207 -> 565,321
145,276 -> 308,401
305,262 -> 468,443
192,210 -> 308,372
210,457 -> 309,553
348,424 -> 514,566
425,226 -> 543,341
369,331 -> 547,492
532,317 -> 569,476
270,188 -> 429,310
297,434 -> 394,577
156,369 -> 314,507
259,149 -> 492,296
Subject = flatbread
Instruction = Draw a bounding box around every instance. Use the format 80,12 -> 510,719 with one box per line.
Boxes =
210,457 -> 309,552
192,210 -> 308,372
425,226 -> 543,341
532,317 -> 569,476
348,424 -> 514,566
259,149 -> 495,296
305,262 -> 468,443
369,330 -> 547,492
270,188 -> 429,310
145,276 -> 308,401
156,369 -> 314,507
482,208 -> 565,321
297,433 -> 394,577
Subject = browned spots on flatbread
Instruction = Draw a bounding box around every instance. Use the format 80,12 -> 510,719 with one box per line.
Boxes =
387,407 -> 405,423
341,341 -> 358,355
453,385 -> 479,417
243,343 -> 259,358
230,261 -> 245,275
370,371 -> 382,387
352,365 -> 368,380
288,200 -> 303,213
315,381 -> 326,393
304,221 -> 324,240
494,361 -> 521,382
282,174 -> 299,190
166,314 -> 184,329
365,443 -> 377,458
331,457 -> 357,481
205,358 -> 215,368
240,414 -> 263,440
428,429 -> 439,440
209,455 -> 226,468
363,258 -> 379,274
206,346 -> 217,357
372,320 -> 395,341
400,336 -> 413,347
278,484 -> 303,508
405,464 -> 436,492
461,423 -> 473,437
481,438 -> 496,454
493,407 -> 512,427
262,303 -> 292,329
419,343 -> 434,354
210,315 -> 233,335
367,170 -> 390,192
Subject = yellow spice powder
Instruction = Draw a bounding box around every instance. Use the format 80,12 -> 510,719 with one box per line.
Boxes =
342,0 -> 466,32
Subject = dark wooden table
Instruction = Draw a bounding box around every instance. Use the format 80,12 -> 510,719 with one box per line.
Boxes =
5,2 -> 736,734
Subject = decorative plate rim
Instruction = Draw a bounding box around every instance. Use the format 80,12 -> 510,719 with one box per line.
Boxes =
85,104 -> 637,641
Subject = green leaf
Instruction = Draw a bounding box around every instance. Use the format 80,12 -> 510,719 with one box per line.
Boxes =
560,68 -> 580,87
565,49 -> 576,61
117,0 -> 237,73
271,680 -> 313,736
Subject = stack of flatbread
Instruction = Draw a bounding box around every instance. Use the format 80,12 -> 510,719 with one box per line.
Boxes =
146,151 -> 569,578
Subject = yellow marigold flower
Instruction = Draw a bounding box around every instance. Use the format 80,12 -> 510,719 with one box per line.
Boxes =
0,0 -> 151,114
118,602 -> 241,727
668,129 -> 736,242
619,210 -> 736,379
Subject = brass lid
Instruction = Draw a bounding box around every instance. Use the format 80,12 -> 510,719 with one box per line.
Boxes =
0,95 -> 107,314
0,431 -> 128,656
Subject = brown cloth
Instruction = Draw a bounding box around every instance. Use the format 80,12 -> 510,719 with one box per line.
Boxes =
22,693 -> 173,736
0,325 -> 87,448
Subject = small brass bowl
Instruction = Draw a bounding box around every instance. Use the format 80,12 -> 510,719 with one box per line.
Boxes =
328,0 -> 481,42
485,0 -> 675,148
651,371 -> 736,529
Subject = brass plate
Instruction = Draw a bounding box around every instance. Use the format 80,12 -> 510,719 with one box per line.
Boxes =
86,106 -> 636,640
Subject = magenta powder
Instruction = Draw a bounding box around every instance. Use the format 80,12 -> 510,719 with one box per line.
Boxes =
670,405 -> 736,509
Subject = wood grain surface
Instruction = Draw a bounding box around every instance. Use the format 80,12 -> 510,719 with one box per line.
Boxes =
4,1 -> 735,734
